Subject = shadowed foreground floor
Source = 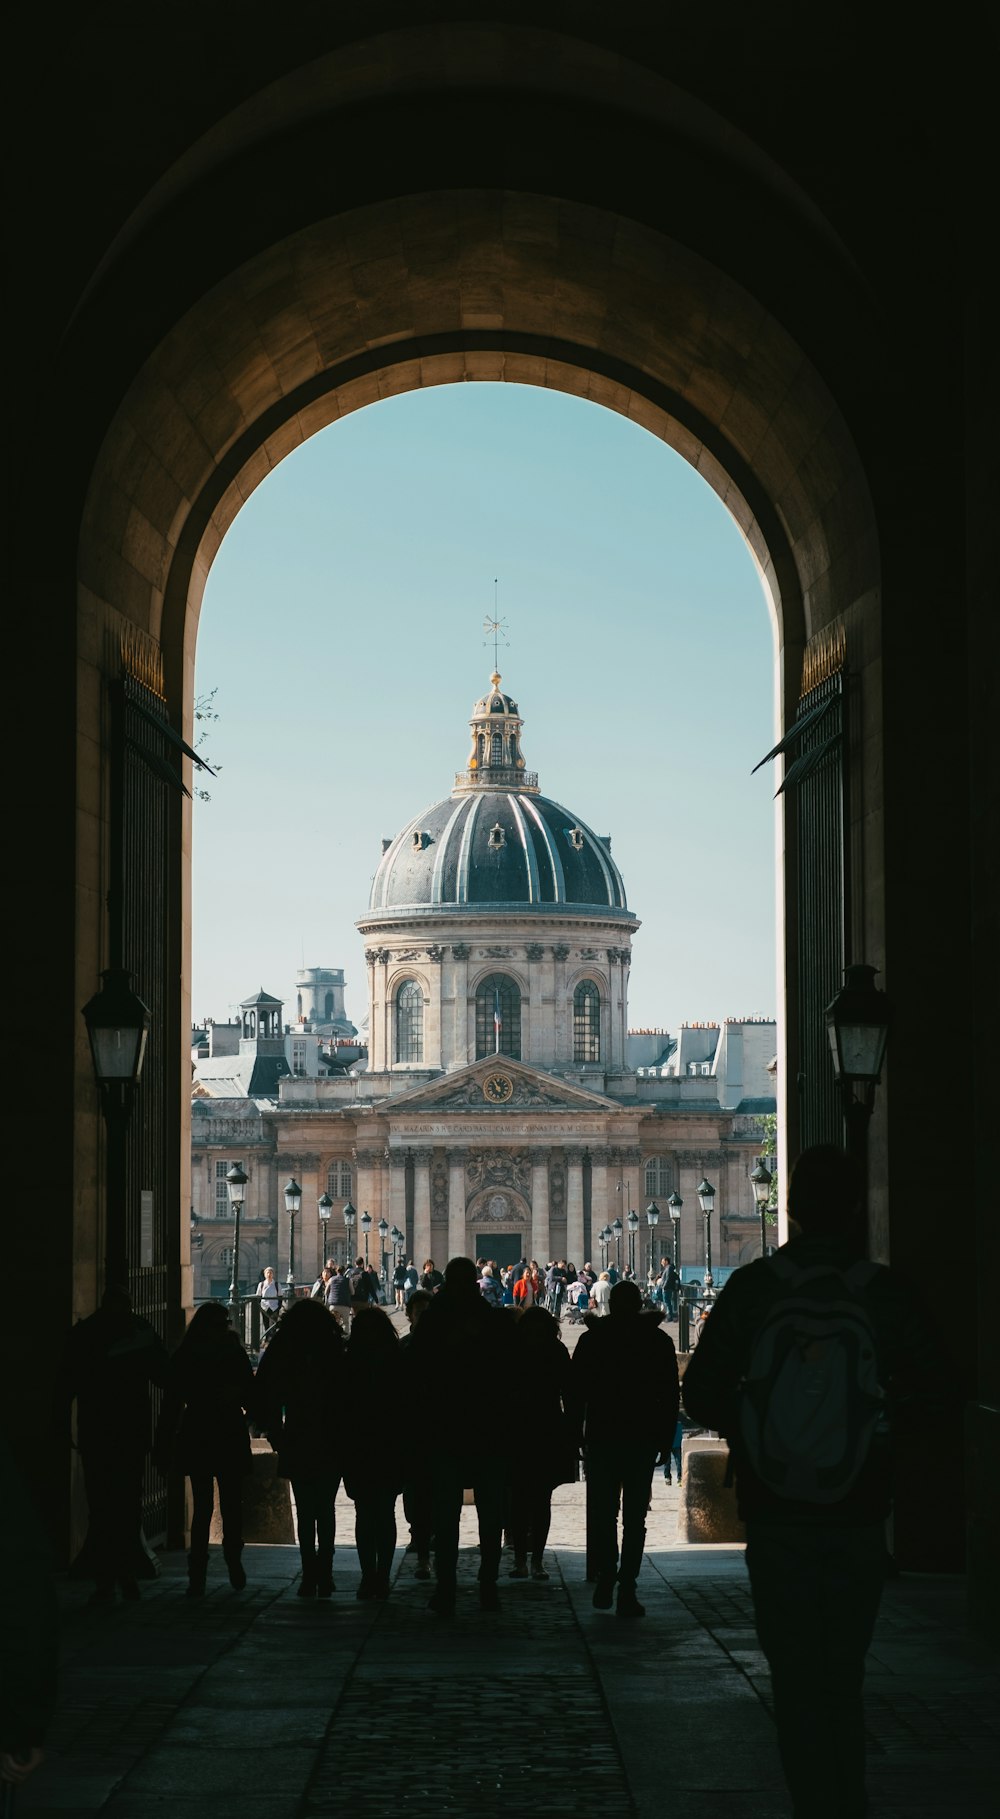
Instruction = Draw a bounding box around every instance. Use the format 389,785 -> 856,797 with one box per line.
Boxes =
18,1470 -> 998,1818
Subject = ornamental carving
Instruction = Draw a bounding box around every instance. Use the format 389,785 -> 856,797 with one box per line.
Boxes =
432,1156 -> 449,1222
552,945 -> 570,962
434,1076 -> 571,1110
479,946 -> 513,958
549,1159 -> 566,1221
467,1150 -> 531,1195
525,943 -> 544,962
425,945 -> 444,963
606,948 -> 620,964
365,949 -> 377,967
451,943 -> 470,960
352,1148 -> 385,1168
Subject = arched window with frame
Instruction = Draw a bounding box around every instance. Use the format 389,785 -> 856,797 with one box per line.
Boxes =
395,978 -> 424,1063
644,1156 -> 673,1198
573,979 -> 601,1062
475,973 -> 521,1060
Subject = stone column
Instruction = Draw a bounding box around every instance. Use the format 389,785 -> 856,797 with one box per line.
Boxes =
388,1152 -> 408,1261
447,1149 -> 467,1264
622,1145 -> 643,1276
530,1150 -> 550,1265
566,1147 -> 585,1268
412,1148 -> 433,1270
589,1148 -> 610,1268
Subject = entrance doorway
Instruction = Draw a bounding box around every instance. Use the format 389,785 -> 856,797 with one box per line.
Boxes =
475,1233 -> 523,1268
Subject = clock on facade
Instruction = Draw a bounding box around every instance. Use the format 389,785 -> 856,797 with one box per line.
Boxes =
483,1072 -> 514,1103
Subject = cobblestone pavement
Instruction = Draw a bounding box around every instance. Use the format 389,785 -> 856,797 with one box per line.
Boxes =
17,1314 -> 998,1817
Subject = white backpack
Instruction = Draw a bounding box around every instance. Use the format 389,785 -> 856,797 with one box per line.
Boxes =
737,1255 -> 885,1503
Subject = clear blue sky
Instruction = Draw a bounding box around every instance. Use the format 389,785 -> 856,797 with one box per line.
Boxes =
192,382 -> 777,1037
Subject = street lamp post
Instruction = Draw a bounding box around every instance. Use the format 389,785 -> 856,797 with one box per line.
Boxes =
697,1178 -> 716,1298
82,966 -> 151,1291
750,1157 -> 774,1258
825,963 -> 891,1212
343,1199 -> 356,1265
283,1177 -> 302,1305
627,1207 -> 639,1276
390,1225 -> 403,1272
360,1210 -> 372,1267
318,1191 -> 333,1268
377,1217 -> 389,1295
612,1216 -> 623,1273
225,1163 -> 248,1327
645,1201 -> 660,1284
667,1191 -> 683,1280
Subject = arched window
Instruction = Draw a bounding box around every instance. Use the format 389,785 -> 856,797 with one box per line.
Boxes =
573,980 -> 601,1062
644,1156 -> 673,1198
475,973 -> 521,1059
395,979 -> 424,1063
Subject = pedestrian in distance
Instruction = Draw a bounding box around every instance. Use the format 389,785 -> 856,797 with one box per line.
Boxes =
154,1302 -> 254,1597
420,1259 -> 444,1295
681,1143 -> 934,1819
392,1258 -> 409,1308
572,1280 -> 679,1618
325,1264 -> 353,1338
252,1296 -> 346,1597
55,1284 -> 169,1602
256,1266 -> 281,1329
590,1272 -> 612,1316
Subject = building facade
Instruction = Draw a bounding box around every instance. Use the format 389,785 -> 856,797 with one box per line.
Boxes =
192,674 -> 776,1298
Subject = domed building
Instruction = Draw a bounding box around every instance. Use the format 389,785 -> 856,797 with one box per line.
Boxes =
357,671 -> 637,1077
192,673 -> 775,1291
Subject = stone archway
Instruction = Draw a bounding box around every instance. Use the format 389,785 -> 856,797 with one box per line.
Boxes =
467,1185 -> 531,1269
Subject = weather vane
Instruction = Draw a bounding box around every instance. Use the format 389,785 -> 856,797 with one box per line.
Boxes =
483,582 -> 509,672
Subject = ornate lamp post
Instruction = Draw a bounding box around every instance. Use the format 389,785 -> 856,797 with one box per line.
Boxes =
750,1157 -> 774,1258
377,1217 -> 389,1293
645,1200 -> 660,1283
360,1209 -> 372,1266
391,1225 -> 404,1271
612,1215 -> 623,1273
343,1199 -> 357,1259
825,963 -> 891,1175
283,1176 -> 302,1305
697,1177 -> 716,1297
627,1207 -> 639,1275
225,1163 -> 248,1326
318,1191 -> 333,1265
667,1190 -> 683,1278
81,966 -> 151,1291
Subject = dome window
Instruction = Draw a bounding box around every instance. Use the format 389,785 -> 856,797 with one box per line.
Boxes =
412,830 -> 431,851
487,822 -> 506,849
573,980 -> 601,1062
567,826 -> 585,851
395,980 -> 424,1064
476,974 -> 521,1060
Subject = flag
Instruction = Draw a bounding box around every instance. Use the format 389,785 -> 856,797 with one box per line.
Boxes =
494,987 -> 502,1052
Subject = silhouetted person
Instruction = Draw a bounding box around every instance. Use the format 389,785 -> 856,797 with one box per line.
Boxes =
253,1296 -> 345,1597
154,1302 -> 254,1597
399,1290 -> 434,1575
343,1307 -> 406,1600
55,1285 -> 169,1601
410,1256 -> 514,1614
572,1280 -> 679,1617
0,1433 -> 58,1791
681,1144 -> 932,1819
507,1306 -> 578,1580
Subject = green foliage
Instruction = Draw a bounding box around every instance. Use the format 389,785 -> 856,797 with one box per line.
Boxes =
759,1112 -> 779,1215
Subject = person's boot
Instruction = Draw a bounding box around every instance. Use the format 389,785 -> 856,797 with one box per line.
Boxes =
315,1550 -> 335,1597
592,1571 -> 616,1610
510,1551 -> 529,1578
530,1553 -> 550,1581
616,1579 -> 645,1619
298,1550 -> 318,1598
225,1545 -> 246,1591
186,1552 -> 207,1599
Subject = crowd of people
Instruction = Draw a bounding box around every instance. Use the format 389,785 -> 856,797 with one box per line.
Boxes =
7,1144 -> 937,1819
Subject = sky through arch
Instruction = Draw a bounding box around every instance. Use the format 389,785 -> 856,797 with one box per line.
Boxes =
193,381 -> 777,1038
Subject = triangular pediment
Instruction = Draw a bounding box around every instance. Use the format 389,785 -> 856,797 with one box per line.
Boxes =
382,1058 -> 622,1113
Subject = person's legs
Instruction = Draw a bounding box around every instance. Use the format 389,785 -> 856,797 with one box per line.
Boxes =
217,1472 -> 246,1588
585,1442 -> 623,1605
429,1456 -> 463,1612
293,1476 -> 319,1592
187,1472 -> 214,1594
354,1492 -> 378,1593
508,1472 -> 531,1573
530,1484 -> 552,1576
473,1458 -> 507,1609
745,1521 -> 887,1819
315,1471 -> 339,1594
616,1447 -> 657,1615
374,1488 -> 397,1594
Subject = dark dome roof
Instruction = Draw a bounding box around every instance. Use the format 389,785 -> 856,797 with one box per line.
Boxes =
368,790 -> 627,913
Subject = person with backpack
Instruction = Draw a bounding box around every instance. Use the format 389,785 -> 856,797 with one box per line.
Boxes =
681,1143 -> 932,1819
